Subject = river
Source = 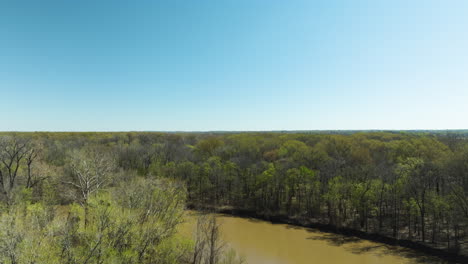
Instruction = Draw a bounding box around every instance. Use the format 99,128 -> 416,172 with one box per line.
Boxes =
181,211 -> 448,264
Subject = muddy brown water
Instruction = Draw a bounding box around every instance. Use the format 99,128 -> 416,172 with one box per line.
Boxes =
181,211 -> 448,264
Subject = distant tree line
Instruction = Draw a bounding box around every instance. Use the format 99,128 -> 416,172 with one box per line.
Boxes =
0,131 -> 467,260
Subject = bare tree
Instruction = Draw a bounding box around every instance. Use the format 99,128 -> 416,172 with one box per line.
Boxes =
0,136 -> 29,204
191,213 -> 245,264
192,214 -> 224,264
24,144 -> 49,189
65,148 -> 115,228
192,214 -> 208,264
66,148 -> 115,204
25,147 -> 38,188
206,216 -> 223,264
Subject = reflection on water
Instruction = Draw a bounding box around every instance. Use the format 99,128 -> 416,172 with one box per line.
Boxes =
181,211 -> 448,264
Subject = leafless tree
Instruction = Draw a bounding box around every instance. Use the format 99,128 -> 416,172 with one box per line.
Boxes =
191,213 -> 245,264
25,147 -> 38,188
24,144 -> 49,189
192,213 -> 225,264
0,136 -> 29,204
66,148 -> 115,204
65,148 -> 115,228
192,214 -> 208,264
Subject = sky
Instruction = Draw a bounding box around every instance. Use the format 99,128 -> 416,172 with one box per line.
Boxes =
0,0 -> 467,131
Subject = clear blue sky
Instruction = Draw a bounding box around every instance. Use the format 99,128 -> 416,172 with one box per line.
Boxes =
1,0 -> 467,131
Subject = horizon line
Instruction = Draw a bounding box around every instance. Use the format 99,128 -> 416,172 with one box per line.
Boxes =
0,129 -> 467,133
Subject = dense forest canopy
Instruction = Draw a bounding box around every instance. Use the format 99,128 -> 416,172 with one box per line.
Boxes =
0,131 -> 467,262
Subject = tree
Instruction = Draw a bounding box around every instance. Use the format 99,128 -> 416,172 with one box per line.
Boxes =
0,136 -> 29,205
191,213 -> 245,264
66,147 -> 115,228
66,148 -> 115,204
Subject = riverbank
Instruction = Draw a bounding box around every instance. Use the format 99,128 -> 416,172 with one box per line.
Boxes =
187,204 -> 468,264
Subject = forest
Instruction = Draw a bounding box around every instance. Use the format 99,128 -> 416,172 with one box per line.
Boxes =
0,131 -> 467,262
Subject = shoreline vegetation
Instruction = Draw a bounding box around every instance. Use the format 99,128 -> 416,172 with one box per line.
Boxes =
0,131 -> 467,263
188,204 -> 468,263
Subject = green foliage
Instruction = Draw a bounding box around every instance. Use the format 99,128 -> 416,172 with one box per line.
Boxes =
0,178 -> 190,264
0,131 -> 467,258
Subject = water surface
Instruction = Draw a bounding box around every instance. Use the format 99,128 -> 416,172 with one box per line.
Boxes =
182,212 -> 447,264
